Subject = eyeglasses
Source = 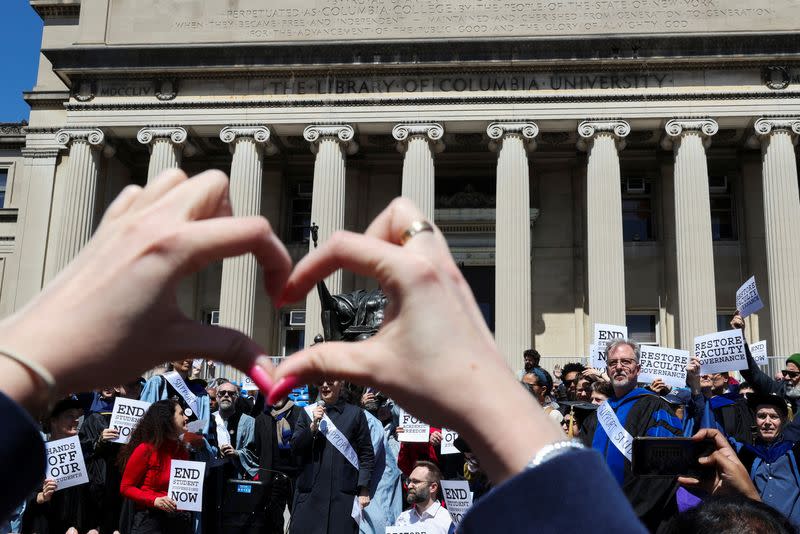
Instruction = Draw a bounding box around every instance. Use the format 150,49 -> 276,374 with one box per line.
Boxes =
217,390 -> 238,398
407,478 -> 431,487
607,358 -> 637,369
782,370 -> 800,379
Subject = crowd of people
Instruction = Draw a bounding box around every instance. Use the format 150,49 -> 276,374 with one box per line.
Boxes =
0,168 -> 798,534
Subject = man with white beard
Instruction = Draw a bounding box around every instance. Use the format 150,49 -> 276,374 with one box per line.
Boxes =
581,339 -> 684,532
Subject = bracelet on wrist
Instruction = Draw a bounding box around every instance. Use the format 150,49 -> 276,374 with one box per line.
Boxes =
527,440 -> 585,469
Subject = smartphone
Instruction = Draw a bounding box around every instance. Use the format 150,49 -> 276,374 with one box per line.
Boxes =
631,437 -> 716,478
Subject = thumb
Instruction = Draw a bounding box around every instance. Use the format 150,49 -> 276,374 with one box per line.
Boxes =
165,320 -> 275,393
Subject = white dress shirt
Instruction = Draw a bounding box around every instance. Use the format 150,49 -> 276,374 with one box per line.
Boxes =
394,500 -> 453,534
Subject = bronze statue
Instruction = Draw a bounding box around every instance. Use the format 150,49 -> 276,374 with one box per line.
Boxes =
311,223 -> 388,342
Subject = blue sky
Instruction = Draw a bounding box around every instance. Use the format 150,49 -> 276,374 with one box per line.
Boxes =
0,1 -> 43,123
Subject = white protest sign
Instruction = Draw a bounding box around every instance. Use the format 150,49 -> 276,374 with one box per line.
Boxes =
441,479 -> 473,526
398,410 -> 430,443
108,397 -> 151,444
591,324 -> 628,368
638,346 -> 690,389
241,376 -> 259,391
45,435 -> 89,490
736,276 -> 764,318
751,340 -> 768,367
694,329 -> 747,374
168,459 -> 206,512
441,428 -> 459,455
386,526 -> 429,533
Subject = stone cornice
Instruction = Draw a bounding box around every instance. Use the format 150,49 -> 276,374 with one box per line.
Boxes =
303,125 -> 358,155
30,1 -> 80,19
577,120 -> 630,151
392,123 -> 444,154
137,126 -> 188,146
219,125 -> 278,155
662,118 -> 718,149
487,122 -> 539,152
21,148 -> 60,159
55,128 -> 105,147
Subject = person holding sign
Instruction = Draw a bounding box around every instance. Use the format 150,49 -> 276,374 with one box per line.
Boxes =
141,358 -> 211,436
21,397 -> 89,534
581,339 -> 684,532
290,378 -> 375,534
119,399 -> 192,534
393,461 -> 452,534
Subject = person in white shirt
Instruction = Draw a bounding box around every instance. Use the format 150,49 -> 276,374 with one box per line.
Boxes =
394,461 -> 454,534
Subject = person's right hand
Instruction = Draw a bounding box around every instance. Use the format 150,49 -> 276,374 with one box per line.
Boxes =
430,431 -> 443,446
395,426 -> 404,434
361,391 -> 375,407
153,496 -> 178,513
730,311 -> 745,332
267,198 -> 565,483
100,428 -> 120,442
0,169 -> 291,412
312,405 -> 325,422
648,379 -> 669,395
677,428 -> 761,501
686,357 -> 701,393
39,479 -> 57,503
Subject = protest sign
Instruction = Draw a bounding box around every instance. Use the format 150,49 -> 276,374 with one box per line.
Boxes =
751,340 -> 768,367
398,410 -> 430,443
45,435 -> 89,490
441,428 -> 459,455
241,376 -> 259,391
441,479 -> 473,526
386,526 -> 430,533
108,397 -> 151,444
694,329 -> 747,374
590,324 -> 628,368
638,346 -> 690,389
168,459 -> 206,512
736,276 -> 764,318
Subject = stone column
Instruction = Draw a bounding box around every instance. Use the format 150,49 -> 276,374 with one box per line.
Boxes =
392,123 -> 444,221
51,128 -> 105,274
302,125 -> 357,346
578,120 -> 630,328
137,126 -> 187,181
753,118 -> 800,357
486,122 -> 538,370
217,126 -> 275,380
663,118 -> 718,348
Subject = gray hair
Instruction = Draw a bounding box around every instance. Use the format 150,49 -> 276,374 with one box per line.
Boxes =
605,338 -> 641,362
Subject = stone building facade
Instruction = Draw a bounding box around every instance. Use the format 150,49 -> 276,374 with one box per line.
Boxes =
3,0 -> 800,378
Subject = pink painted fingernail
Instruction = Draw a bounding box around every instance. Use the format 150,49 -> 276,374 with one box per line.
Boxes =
248,358 -> 275,395
268,375 -> 300,405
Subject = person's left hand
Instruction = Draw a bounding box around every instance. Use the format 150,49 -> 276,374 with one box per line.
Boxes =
358,487 -> 370,509
0,169 -> 291,402
430,431 -> 443,446
649,379 -> 670,396
100,428 -> 120,442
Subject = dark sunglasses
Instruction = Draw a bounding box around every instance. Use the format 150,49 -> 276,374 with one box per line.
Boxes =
782,370 -> 800,378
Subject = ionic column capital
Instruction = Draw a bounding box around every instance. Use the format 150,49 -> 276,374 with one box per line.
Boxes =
303,124 -> 358,155
220,125 -> 277,155
137,126 -> 188,146
55,128 -> 105,148
486,122 -> 538,152
577,120 -> 630,151
749,117 -> 800,147
662,118 -> 718,150
392,123 -> 444,154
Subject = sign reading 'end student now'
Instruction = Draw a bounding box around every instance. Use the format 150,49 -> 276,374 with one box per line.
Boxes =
168,459 -> 206,512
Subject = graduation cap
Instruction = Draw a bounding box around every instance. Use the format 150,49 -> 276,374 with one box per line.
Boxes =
746,392 -> 789,419
558,400 -> 598,417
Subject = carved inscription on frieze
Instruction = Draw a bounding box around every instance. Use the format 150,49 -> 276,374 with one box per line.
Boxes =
107,0 -> 800,45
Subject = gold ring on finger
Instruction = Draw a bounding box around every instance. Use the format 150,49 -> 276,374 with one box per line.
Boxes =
400,220 -> 434,245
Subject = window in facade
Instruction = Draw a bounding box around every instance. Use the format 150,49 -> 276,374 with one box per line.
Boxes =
281,311 -> 306,356
716,313 -> 736,333
0,169 -> 7,208
621,177 -> 655,242
709,176 -> 737,241
460,265 -> 495,332
288,181 -> 312,244
625,313 -> 658,345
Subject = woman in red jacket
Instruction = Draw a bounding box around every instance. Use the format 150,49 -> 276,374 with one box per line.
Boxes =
119,399 -> 191,534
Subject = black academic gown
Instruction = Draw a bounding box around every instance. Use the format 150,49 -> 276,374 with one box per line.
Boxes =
289,399 -> 374,534
79,411 -> 124,533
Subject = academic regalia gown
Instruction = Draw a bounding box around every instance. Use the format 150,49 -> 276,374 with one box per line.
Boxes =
582,388 -> 683,532
79,411 -> 124,533
290,399 -> 375,534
